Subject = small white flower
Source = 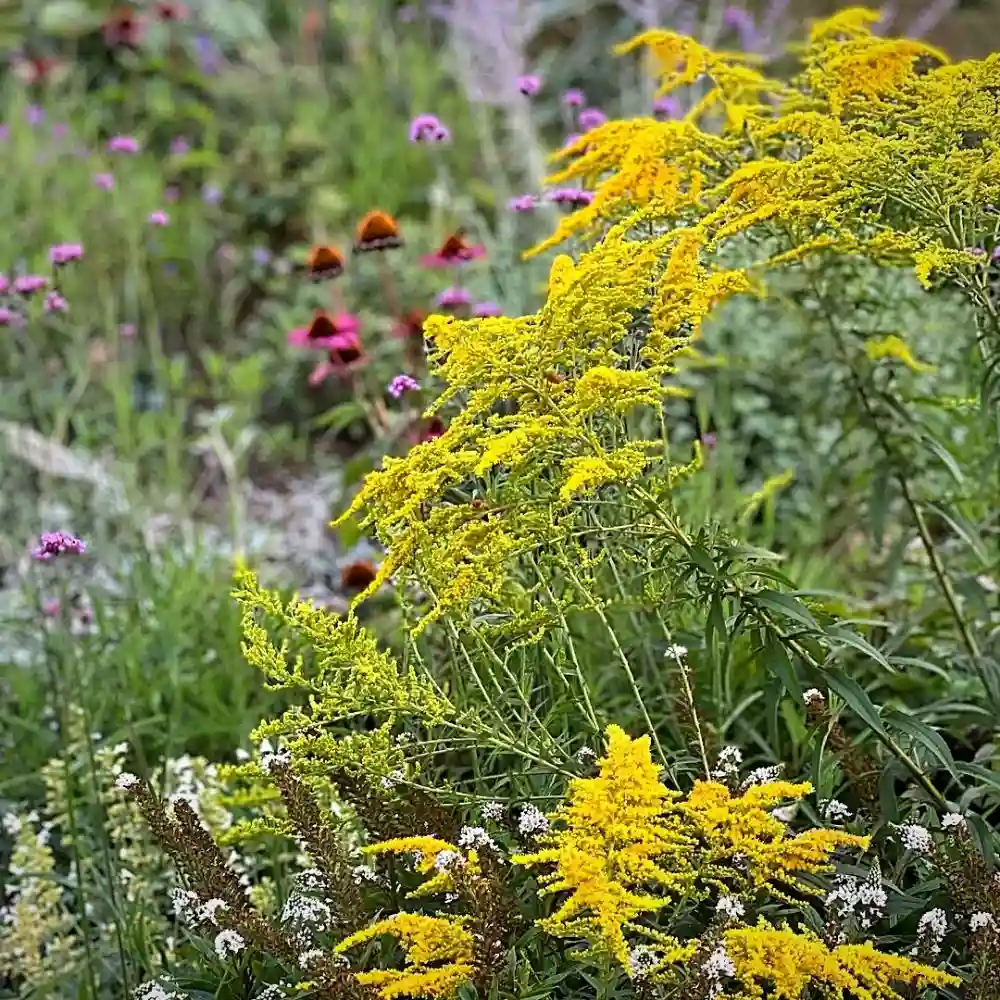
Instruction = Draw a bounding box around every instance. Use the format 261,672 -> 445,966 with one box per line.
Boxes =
434,850 -> 463,872
703,945 -> 736,983
941,812 -> 966,832
169,888 -> 199,917
575,746 -> 597,764
214,929 -> 246,959
970,911 -> 995,932
260,749 -> 292,774
298,948 -> 325,969
898,823 -> 934,854
803,688 -> 825,706
351,864 -> 378,885
198,898 -> 229,925
665,644 -> 688,660
914,908 -> 948,955
517,804 -> 549,836
711,745 -> 743,780
115,772 -> 139,790
771,805 -> 797,823
740,764 -> 784,791
482,801 -> 505,822
627,944 -> 659,979
458,826 -> 497,850
821,799 -> 852,823
716,895 -> 745,921
380,768 -> 404,790
234,748 -> 251,761
1,813 -> 22,836
132,983 -> 182,1000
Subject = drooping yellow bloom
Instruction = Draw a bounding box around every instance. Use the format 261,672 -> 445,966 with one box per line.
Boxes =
864,335 -> 936,373
724,921 -> 959,998
336,913 -> 475,1000
363,838 -> 479,898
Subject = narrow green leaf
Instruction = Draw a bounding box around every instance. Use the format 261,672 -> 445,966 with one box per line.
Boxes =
762,631 -> 802,699
824,670 -> 888,738
753,590 -> 818,629
824,625 -> 892,672
884,711 -> 959,780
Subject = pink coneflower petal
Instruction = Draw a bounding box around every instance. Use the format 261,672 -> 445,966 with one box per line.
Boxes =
436,287 -> 472,309
308,360 -> 334,386
12,275 -> 48,295
287,311 -> 361,349
148,210 -> 169,225
473,301 -> 503,317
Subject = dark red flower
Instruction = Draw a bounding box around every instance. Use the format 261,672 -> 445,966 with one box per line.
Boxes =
102,7 -> 145,47
340,560 -> 378,592
419,230 -> 486,269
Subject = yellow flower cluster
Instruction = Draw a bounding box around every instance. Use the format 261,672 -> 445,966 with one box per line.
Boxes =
338,211 -> 717,630
336,912 -> 475,1000
515,726 -> 954,999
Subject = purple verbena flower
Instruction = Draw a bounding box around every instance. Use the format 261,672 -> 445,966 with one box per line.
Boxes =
202,183 -> 222,205
170,136 -> 190,155
33,531 -> 87,561
252,247 -> 272,266
25,106 -> 44,126
149,210 -> 170,225
473,301 -> 503,317
437,287 -> 472,309
12,275 -> 48,295
548,187 -> 595,207
0,307 -> 21,326
563,88 -> 585,107
517,74 -> 541,96
94,172 -> 115,190
49,243 -> 83,266
0,273 -> 7,294
388,374 -> 420,398
44,291 -> 67,313
409,114 -> 450,143
653,95 -> 681,118
508,194 -> 537,212
578,107 -> 607,131
108,135 -> 140,154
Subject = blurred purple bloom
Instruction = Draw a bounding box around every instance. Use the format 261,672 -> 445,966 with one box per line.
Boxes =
33,531 -> 87,561
0,307 -> 20,326
49,243 -> 83,265
0,124 -> 8,141
149,210 -> 170,225
563,89 -> 585,107
578,107 -> 607,131
170,136 -> 190,155
473,301 -> 503,317
409,113 -> 450,143
508,193 -> 537,212
388,374 -> 420,398
548,187 -> 595,207
194,33 -> 221,74
164,185 -> 180,203
517,74 -> 541,96
202,183 -> 222,205
653,95 -> 681,118
108,135 -> 140,154
0,274 -> 8,294
51,123 -> 69,140
722,6 -> 759,49
992,247 -> 1000,261
701,432 -> 717,449
94,172 -> 115,190
119,323 -> 136,338
44,291 -> 68,313
25,106 -> 44,126
437,287 -> 472,309
252,247 -> 272,266
13,275 -> 48,295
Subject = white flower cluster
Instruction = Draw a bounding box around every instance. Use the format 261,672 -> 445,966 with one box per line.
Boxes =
260,749 -> 292,774
115,772 -> 140,790
914,908 -> 948,956
897,823 -> 934,854
214,929 -> 246,959
133,983 -> 182,1000
380,768 -> 405,790
198,898 -> 229,926
803,688 -> 825,707
665,644 -> 688,661
716,895 -> 746,921
824,869 -> 887,930
482,801 -> 505,822
711,746 -> 743,782
703,946 -> 736,995
351,864 -> 379,885
941,812 -> 966,832
458,826 -> 497,851
170,888 -> 200,919
575,746 -> 597,764
518,804 -> 549,836
970,911 -> 995,932
627,944 -> 659,979
821,799 -> 853,823
739,764 -> 784,791
434,850 -> 463,873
